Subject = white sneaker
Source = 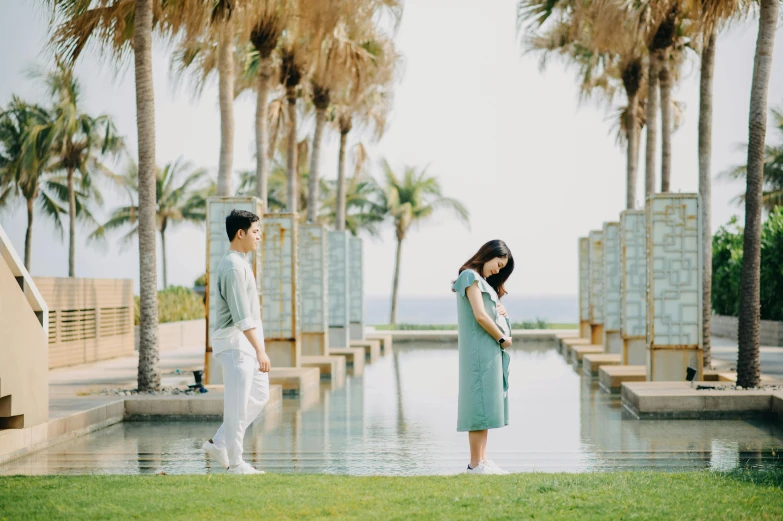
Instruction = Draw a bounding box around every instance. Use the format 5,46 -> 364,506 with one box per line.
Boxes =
483,460 -> 509,475
465,461 -> 490,474
227,462 -> 265,475
202,440 -> 229,468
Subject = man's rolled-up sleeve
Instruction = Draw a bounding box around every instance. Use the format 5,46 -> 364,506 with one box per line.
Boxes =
222,269 -> 256,331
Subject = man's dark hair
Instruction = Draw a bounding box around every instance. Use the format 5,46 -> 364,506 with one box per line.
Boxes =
226,209 -> 260,241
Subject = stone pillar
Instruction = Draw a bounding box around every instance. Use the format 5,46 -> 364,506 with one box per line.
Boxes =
588,230 -> 604,345
262,213 -> 301,368
602,222 -> 622,354
328,230 -> 350,348
299,224 -> 329,356
646,194 -> 703,381
620,210 -> 647,365
578,237 -> 591,339
349,237 -> 364,341
205,196 -> 264,384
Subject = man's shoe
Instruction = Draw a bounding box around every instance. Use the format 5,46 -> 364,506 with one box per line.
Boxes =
227,462 -> 265,475
202,440 -> 229,468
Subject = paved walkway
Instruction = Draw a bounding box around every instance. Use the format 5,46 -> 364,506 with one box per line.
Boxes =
709,336 -> 783,377
49,345 -> 204,399
47,345 -> 205,423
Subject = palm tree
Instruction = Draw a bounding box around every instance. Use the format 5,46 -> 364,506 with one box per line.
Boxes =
30,62 -> 123,277
378,160 -> 469,324
332,37 -> 400,230
320,145 -> 387,236
248,3 -> 287,208
735,0 -> 780,388
698,0 -> 760,369
518,0 -> 647,210
307,22 -> 376,223
43,0 -> 188,391
722,106 -> 783,210
92,157 -> 212,289
638,2 -> 680,196
0,98 -> 72,271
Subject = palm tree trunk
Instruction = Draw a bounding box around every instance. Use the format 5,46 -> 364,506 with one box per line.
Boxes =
67,167 -> 76,277
24,195 -> 34,272
699,30 -> 716,368
737,0 -> 778,389
217,22 -> 234,197
160,227 -> 167,289
285,86 -> 298,213
255,58 -> 272,208
645,51 -> 660,195
659,59 -> 672,193
390,237 -> 403,325
625,90 -> 639,209
336,129 -> 348,231
134,0 -> 160,392
308,107 -> 327,223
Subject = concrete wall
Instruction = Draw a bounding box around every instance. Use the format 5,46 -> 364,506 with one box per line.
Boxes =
711,315 -> 783,347
0,225 -> 49,429
134,319 -> 206,351
35,277 -> 134,369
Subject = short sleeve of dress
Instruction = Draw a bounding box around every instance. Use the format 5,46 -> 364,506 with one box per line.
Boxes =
453,269 -> 481,297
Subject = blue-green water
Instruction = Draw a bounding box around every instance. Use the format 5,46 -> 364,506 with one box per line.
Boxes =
3,341 -> 782,475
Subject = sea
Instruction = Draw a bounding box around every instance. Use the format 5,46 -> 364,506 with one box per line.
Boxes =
364,294 -> 577,325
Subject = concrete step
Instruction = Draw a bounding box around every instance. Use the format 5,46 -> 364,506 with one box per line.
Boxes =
365,332 -> 393,354
561,338 -> 592,356
123,384 -> 284,419
621,381 -> 783,420
350,340 -> 381,363
570,344 -> 604,365
329,347 -> 365,375
269,367 -> 321,396
599,365 -> 646,393
300,355 -> 346,383
582,354 -> 622,377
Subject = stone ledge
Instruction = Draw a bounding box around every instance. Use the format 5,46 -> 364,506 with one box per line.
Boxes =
621,381 -> 783,420
1,386 -> 288,465
599,365 -> 646,393
582,354 -> 622,377
365,332 -> 393,354
329,347 -> 366,375
301,355 -> 347,383
350,339 -> 381,363
569,344 -> 604,365
561,338 -> 592,357
1,399 -> 125,465
122,385 -> 283,419
269,367 -> 320,396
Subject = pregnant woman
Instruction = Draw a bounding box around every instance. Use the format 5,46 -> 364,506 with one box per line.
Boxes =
452,239 -> 515,474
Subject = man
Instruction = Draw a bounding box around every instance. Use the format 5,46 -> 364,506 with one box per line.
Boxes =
202,209 -> 271,475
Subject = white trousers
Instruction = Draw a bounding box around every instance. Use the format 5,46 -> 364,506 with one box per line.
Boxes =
211,349 -> 270,467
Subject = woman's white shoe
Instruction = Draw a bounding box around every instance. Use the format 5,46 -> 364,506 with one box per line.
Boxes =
465,462 -> 491,474
201,440 -> 229,468
483,460 -> 509,474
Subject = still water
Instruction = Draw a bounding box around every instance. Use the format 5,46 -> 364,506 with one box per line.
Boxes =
3,341 -> 782,475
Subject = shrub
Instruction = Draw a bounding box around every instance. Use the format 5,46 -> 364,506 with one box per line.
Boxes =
134,286 -> 206,325
712,208 -> 783,321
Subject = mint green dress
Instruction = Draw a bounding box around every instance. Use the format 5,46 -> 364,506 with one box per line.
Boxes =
454,269 -> 511,432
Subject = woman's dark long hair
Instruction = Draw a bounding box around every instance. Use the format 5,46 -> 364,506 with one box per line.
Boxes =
454,240 -> 515,298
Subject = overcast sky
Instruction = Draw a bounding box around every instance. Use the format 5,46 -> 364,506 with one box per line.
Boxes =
1,0 -> 782,299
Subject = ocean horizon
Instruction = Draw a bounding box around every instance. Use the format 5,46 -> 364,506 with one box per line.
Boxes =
364,294 -> 578,325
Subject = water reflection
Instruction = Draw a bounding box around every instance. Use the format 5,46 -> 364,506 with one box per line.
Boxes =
2,341 -> 782,475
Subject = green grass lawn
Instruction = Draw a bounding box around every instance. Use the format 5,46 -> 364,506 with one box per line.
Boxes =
2,471 -> 782,520
373,323 -> 578,331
